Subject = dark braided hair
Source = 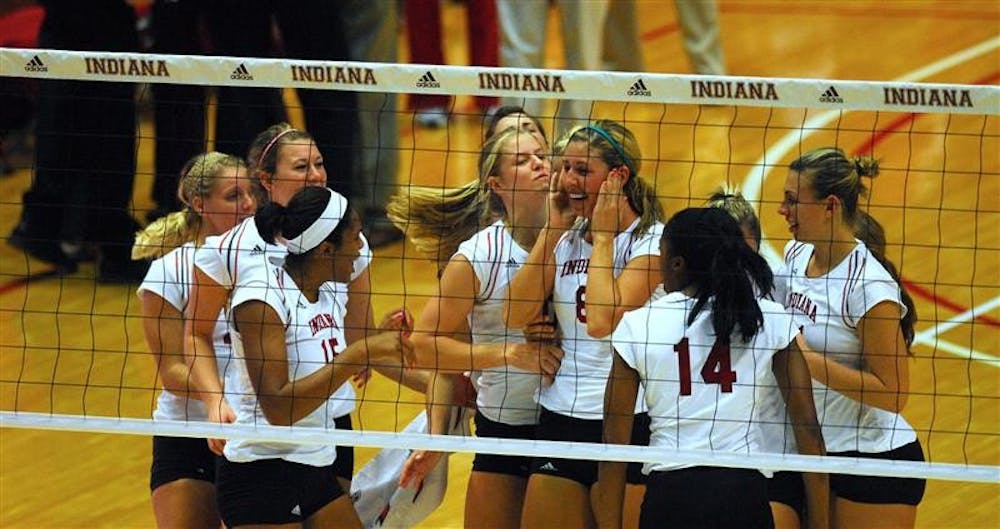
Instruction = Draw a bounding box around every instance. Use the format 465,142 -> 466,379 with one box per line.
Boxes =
662,208 -> 773,343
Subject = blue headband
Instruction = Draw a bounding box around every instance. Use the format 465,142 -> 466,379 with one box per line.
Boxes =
582,125 -> 636,177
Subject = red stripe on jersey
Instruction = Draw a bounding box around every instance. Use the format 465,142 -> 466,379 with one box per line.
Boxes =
841,250 -> 867,329
785,241 -> 807,264
482,226 -> 504,301
229,221 -> 249,289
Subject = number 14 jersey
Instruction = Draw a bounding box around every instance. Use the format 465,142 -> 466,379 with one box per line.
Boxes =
612,291 -> 797,474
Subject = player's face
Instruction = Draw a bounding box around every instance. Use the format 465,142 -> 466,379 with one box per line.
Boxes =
329,210 -> 363,284
199,166 -> 257,236
493,113 -> 546,146
495,133 -> 550,211
266,140 -> 327,206
659,238 -> 685,293
779,170 -> 827,243
560,140 -> 612,219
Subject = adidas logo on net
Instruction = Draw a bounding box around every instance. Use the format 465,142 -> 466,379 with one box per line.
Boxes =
230,63 -> 253,81
627,78 -> 651,97
819,85 -> 844,104
416,71 -> 440,88
24,55 -> 47,72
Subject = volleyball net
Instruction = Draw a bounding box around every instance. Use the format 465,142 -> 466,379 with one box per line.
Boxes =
0,47 -> 998,485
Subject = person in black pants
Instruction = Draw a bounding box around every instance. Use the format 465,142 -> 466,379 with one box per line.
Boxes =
207,0 -> 359,208
10,0 -> 147,282
203,0 -> 287,160
146,0 -> 208,221
272,0 -> 357,199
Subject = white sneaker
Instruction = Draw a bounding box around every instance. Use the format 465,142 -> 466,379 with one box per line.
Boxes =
415,107 -> 448,128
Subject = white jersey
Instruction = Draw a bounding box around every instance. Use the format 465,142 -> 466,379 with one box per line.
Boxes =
138,242 -> 232,423
224,264 -> 354,466
543,218 -> 664,420
754,261 -> 799,456
612,292 -> 798,474
454,221 -> 541,425
194,215 -> 372,309
776,240 -> 917,453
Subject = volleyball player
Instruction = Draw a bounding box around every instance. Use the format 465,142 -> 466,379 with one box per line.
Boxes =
708,186 -> 803,527
776,147 -> 925,528
596,207 -> 826,529
505,120 -> 665,529
484,105 -> 548,145
182,124 -> 412,473
183,123 -> 338,435
388,126 -> 562,529
217,186 -> 412,529
134,152 -> 255,529
707,186 -> 832,529
706,186 -> 762,251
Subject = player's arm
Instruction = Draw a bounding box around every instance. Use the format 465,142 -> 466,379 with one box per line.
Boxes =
585,250 -> 659,338
183,267 -> 230,412
773,338 -> 829,529
803,301 -> 910,412
596,351 -> 639,529
505,166 -> 574,329
347,266 -> 428,393
400,371 -> 459,488
412,256 -> 561,376
503,226 -> 562,329
139,291 -> 194,398
344,266 -> 373,344
234,300 -> 412,426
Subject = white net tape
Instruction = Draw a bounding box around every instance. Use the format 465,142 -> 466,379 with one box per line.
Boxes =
3,412 -> 997,483
3,47 -> 996,114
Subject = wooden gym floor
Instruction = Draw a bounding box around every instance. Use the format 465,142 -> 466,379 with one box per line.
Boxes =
1,1 -> 997,527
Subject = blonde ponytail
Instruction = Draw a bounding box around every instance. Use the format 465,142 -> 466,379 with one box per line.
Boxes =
387,128 -> 525,265
387,180 -> 493,264
132,210 -> 200,259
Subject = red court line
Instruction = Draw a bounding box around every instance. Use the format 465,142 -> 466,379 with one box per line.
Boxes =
901,280 -> 1000,328
0,269 -> 61,296
640,22 -> 680,43
852,71 -> 1000,328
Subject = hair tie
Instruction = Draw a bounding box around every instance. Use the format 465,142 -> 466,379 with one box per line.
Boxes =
257,128 -> 298,171
284,188 -> 348,254
583,125 -> 636,177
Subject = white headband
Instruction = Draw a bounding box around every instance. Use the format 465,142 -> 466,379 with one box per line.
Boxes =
284,188 -> 349,255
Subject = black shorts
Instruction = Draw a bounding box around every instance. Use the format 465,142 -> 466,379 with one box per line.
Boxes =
642,467 -> 773,529
216,458 -> 345,527
767,471 -> 805,520
333,414 -> 354,482
529,408 -> 649,487
829,440 -> 926,506
472,411 -> 536,478
149,435 -> 217,491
